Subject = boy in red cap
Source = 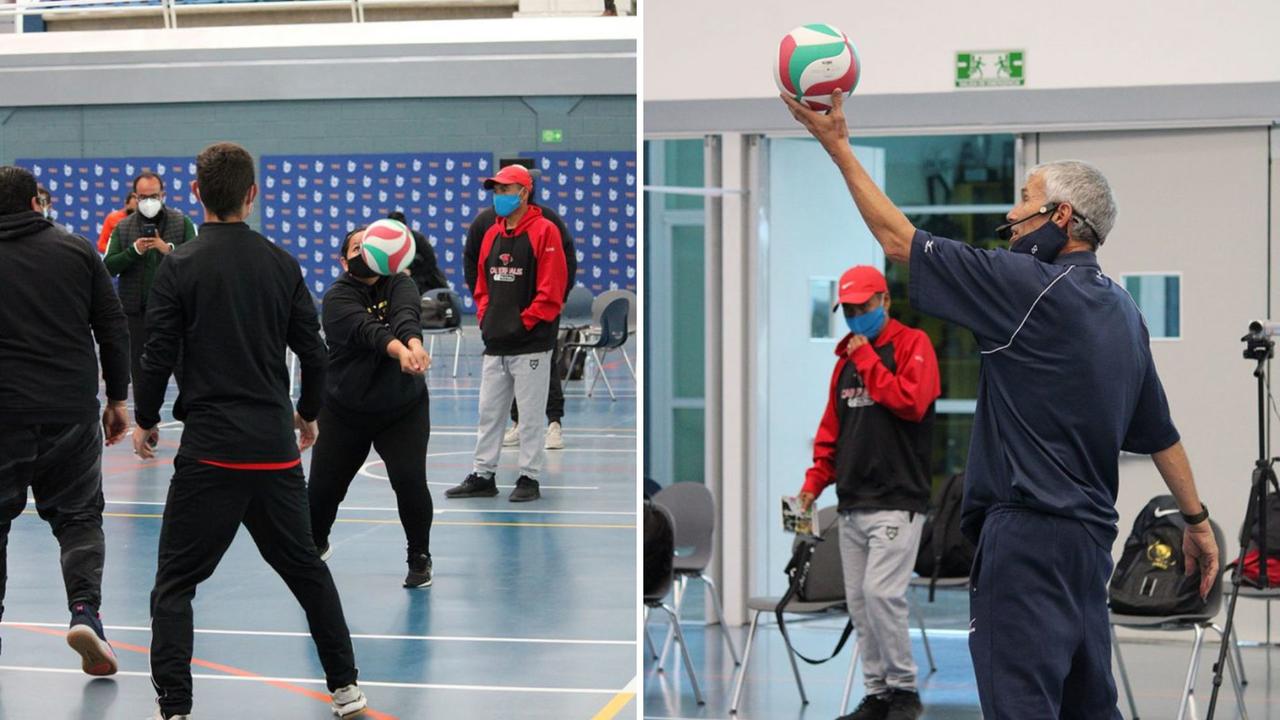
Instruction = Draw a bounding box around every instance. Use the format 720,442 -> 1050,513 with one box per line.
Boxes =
446,164 -> 567,503
797,265 -> 940,720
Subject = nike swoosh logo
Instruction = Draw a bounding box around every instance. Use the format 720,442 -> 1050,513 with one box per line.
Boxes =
841,282 -> 853,289
1154,508 -> 1180,518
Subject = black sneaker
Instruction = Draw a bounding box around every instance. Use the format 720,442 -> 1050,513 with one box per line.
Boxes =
838,692 -> 891,720
317,542 -> 333,562
146,430 -> 159,450
509,476 -> 541,503
445,473 -> 499,499
404,553 -> 433,588
884,689 -> 923,720
67,603 -> 118,676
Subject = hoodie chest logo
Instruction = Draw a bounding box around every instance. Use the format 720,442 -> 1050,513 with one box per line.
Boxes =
490,251 -> 524,283
840,372 -> 875,409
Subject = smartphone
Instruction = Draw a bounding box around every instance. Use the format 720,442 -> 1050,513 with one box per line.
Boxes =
140,222 -> 158,237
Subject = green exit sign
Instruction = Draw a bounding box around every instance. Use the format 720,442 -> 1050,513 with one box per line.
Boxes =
541,129 -> 565,144
956,50 -> 1025,88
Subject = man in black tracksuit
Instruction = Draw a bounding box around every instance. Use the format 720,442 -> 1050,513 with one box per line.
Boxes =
464,161 -> 576,449
131,143 -> 368,720
0,165 -> 129,677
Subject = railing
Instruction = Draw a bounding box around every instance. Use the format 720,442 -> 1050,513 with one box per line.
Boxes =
0,0 -> 521,31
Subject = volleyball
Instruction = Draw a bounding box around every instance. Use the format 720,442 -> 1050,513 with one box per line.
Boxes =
775,24 -> 861,112
360,219 -> 416,276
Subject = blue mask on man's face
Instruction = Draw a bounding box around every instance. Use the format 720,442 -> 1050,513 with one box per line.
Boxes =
845,306 -> 886,340
493,193 -> 522,217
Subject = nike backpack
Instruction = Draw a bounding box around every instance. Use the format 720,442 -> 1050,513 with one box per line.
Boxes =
1109,495 -> 1215,616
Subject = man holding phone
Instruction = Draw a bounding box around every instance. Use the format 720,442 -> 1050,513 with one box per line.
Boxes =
104,171 -> 197,433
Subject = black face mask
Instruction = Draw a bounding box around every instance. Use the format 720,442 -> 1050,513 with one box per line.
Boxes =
995,203 -> 1068,262
346,253 -> 379,279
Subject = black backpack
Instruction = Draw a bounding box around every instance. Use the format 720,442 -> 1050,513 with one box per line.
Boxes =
914,473 -> 976,601
1109,495 -> 1216,616
420,293 -> 458,330
775,511 -> 853,665
643,500 -> 674,598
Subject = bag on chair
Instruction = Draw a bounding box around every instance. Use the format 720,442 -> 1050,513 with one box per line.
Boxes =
420,295 -> 455,330
643,500 -> 675,598
1109,495 -> 1209,616
914,472 -> 976,601
1240,488 -> 1280,587
556,329 -> 589,380
775,515 -> 853,665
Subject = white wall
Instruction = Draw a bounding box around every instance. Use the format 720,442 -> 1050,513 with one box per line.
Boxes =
645,0 -> 1280,101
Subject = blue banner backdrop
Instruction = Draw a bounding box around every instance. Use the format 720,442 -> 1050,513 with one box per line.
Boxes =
260,153 -> 489,306
16,157 -> 203,243
524,151 -> 638,296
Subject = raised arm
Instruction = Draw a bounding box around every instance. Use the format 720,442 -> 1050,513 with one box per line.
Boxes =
782,90 -> 915,264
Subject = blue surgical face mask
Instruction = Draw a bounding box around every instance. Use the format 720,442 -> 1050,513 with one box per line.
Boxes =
1008,217 -> 1069,262
493,193 -> 522,218
845,306 -> 886,340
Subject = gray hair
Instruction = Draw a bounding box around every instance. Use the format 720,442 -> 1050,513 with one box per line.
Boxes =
1027,160 -> 1117,248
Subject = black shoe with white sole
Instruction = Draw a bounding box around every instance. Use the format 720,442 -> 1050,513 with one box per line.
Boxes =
67,603 -> 118,677
445,473 -> 499,499
404,553 -> 433,588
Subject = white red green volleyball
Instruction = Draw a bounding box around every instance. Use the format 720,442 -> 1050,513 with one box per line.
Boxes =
775,23 -> 861,112
360,219 -> 415,276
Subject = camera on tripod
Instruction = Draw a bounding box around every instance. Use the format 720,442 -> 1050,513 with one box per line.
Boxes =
1242,320 -> 1276,363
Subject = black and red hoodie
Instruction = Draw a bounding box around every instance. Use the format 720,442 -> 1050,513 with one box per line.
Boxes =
802,318 -> 941,514
475,205 -> 568,356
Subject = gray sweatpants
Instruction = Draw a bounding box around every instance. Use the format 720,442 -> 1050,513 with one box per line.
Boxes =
473,351 -> 553,480
839,508 -> 925,695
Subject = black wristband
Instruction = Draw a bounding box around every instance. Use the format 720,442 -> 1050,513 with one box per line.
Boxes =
1181,504 -> 1209,525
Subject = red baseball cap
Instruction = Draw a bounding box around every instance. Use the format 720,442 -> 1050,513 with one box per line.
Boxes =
481,164 -> 533,191
835,265 -> 888,308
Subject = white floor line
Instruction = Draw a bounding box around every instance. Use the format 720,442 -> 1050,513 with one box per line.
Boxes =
360,459 -> 602,489
0,665 -> 623,695
99,500 -> 636,516
1,621 -> 635,646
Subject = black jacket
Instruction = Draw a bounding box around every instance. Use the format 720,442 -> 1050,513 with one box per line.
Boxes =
134,222 -> 327,464
0,211 -> 130,424
407,229 -> 448,296
321,273 -> 426,418
465,203 -> 575,300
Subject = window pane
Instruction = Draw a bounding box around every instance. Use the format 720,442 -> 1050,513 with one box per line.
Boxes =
672,224 -> 705,397
1123,274 -> 1181,339
673,408 -> 705,483
663,139 -> 705,211
849,134 -> 1016,206
810,278 -> 837,339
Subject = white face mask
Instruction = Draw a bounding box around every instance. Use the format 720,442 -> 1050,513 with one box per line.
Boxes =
138,198 -> 162,219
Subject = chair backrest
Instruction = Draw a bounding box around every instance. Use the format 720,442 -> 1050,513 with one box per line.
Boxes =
562,285 -> 594,325
597,297 -> 630,349
422,287 -> 462,329
652,482 -> 715,571
594,289 -> 636,332
644,501 -> 678,603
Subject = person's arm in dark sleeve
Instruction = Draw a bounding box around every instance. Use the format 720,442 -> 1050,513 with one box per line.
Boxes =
545,207 -> 577,300
521,223 -> 568,329
134,261 -> 182,429
103,226 -> 141,276
88,253 -> 130,403
908,228 -> 1058,346
389,276 -> 425,346
287,276 -> 327,422
474,231 -> 492,325
322,284 -> 398,356
801,363 -> 843,498
463,213 -> 487,295
1122,349 -> 1181,455
850,329 -> 941,423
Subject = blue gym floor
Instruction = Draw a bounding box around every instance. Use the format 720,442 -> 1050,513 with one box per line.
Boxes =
0,327 -> 638,719
645,585 -> 1280,719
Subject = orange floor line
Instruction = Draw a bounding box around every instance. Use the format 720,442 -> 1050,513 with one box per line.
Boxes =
9,623 -> 398,720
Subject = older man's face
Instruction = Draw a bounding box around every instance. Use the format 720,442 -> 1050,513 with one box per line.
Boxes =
1006,173 -> 1053,245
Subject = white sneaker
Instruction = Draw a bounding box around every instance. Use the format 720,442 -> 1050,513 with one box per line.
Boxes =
503,423 -> 520,446
545,421 -> 565,450
331,683 -> 368,718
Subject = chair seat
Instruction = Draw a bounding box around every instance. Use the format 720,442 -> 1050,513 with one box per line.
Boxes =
673,559 -> 709,574
422,326 -> 461,334
1238,584 -> 1280,598
747,595 -> 845,615
910,576 -> 970,589
1110,612 -> 1215,628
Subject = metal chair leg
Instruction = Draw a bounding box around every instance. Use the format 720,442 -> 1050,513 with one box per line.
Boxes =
621,346 -> 636,379
700,572 -> 741,665
1231,625 -> 1248,685
1212,624 -> 1251,720
730,611 -> 761,714
428,334 -> 436,356
585,349 -> 600,398
660,603 -> 704,705
1112,625 -> 1139,720
782,616 -> 809,705
1177,624 -> 1207,720
657,575 -> 686,672
644,626 -> 659,662
908,589 -> 936,673
593,348 -> 617,400
841,634 -> 861,715
451,328 -> 461,378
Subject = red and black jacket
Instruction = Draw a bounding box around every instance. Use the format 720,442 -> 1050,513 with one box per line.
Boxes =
474,205 -> 568,356
802,318 -> 941,514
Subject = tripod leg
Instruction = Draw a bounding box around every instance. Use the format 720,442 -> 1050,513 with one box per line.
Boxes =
1212,624 -> 1250,720
1231,625 -> 1247,685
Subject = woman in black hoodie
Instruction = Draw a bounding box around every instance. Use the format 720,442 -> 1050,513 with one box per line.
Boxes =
308,226 -> 434,588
